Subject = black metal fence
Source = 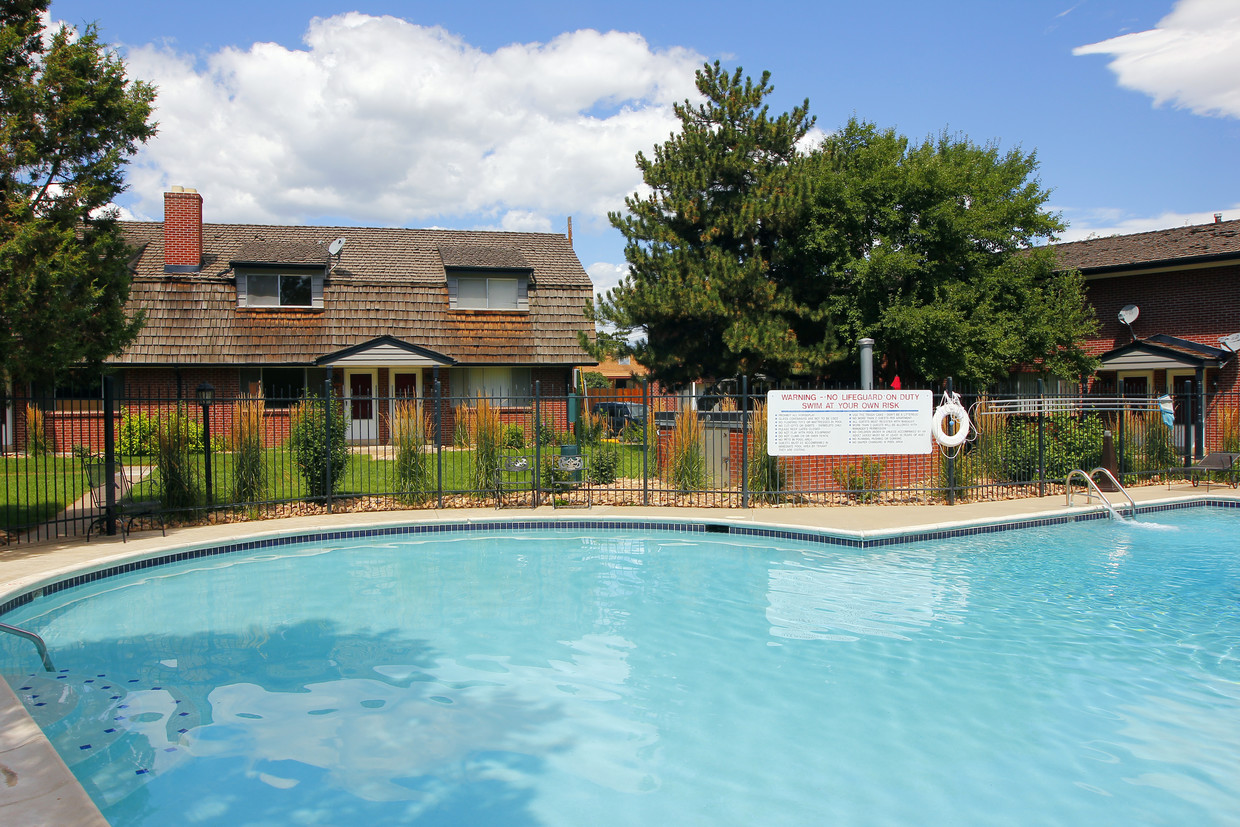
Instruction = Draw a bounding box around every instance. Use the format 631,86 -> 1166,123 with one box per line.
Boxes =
3,379 -> 1237,543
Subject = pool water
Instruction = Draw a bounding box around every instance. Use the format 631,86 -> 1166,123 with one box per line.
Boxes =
3,509 -> 1240,826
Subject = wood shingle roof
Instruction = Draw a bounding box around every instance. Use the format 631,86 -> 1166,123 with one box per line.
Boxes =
115,221 -> 594,367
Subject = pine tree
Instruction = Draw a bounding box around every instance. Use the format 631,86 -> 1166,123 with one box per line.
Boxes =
0,2 -> 156,387
591,62 -> 837,389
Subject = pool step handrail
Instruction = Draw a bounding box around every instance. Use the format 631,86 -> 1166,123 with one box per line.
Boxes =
0,621 -> 55,672
1065,468 -> 1136,520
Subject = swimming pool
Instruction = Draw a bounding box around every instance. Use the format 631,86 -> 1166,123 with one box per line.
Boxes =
2,508 -> 1239,825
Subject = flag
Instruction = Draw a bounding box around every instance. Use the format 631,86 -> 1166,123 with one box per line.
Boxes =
1157,394 -> 1174,428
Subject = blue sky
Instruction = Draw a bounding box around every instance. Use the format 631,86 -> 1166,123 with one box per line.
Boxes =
46,0 -> 1240,297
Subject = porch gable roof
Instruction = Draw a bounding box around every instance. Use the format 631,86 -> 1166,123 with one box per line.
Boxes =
316,336 -> 456,368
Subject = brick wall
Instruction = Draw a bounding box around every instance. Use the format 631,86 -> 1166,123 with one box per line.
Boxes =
1083,263 -> 1240,394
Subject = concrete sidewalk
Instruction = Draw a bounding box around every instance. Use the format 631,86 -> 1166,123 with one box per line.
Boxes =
2,483 -> 1236,826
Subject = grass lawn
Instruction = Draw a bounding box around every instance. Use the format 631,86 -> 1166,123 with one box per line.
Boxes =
2,441 -> 657,531
0,455 -> 90,529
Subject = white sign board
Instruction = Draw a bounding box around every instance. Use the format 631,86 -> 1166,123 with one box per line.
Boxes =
766,390 -> 933,456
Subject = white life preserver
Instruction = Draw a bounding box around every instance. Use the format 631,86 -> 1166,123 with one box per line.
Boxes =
931,394 -> 971,448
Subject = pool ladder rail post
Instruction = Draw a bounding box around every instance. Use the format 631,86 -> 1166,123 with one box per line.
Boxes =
1065,467 -> 1136,520
0,621 -> 55,672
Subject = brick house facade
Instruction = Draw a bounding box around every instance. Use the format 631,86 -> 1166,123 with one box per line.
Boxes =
1051,216 -> 1240,454
4,188 -> 595,451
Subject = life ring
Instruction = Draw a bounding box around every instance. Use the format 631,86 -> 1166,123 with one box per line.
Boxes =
931,395 -> 970,448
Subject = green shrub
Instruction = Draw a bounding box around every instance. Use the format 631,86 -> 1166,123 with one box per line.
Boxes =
503,423 -> 526,450
230,395 -> 266,505
533,416 -> 558,447
832,457 -> 884,503
1001,414 -> 1105,482
391,400 -> 433,503
937,449 -> 982,500
157,405 -> 200,510
588,443 -> 620,485
541,454 -> 576,491
288,394 -> 348,499
619,422 -> 644,444
118,408 -> 159,455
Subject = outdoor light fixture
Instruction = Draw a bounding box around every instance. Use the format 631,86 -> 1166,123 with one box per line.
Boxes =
195,382 -> 215,405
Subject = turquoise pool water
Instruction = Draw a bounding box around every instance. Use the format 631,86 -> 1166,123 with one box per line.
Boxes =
3,509 -> 1239,825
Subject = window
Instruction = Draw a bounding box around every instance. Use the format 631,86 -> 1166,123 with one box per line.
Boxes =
455,367 -> 532,406
245,274 -> 313,308
239,367 -> 328,407
455,276 -> 520,310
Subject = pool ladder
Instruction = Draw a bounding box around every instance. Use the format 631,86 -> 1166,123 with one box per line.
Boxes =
1066,468 -> 1135,520
0,622 -> 55,671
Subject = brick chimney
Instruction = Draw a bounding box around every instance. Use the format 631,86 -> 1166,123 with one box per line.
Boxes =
163,186 -> 203,273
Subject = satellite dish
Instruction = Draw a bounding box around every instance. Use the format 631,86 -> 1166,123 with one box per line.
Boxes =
1117,305 -> 1139,325
328,237 -> 346,256
1220,332 -> 1240,353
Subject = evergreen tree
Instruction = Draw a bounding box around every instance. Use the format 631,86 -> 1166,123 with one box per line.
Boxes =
803,119 -> 1097,386
590,62 -> 836,389
0,2 -> 156,387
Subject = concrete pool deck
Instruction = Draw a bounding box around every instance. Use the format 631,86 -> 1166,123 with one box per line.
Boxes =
3,483 -> 1238,826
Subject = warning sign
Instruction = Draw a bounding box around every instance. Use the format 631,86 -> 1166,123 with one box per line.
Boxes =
766,390 -> 933,456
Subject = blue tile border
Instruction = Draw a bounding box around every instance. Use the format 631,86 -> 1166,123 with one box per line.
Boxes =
2,499 -> 1236,618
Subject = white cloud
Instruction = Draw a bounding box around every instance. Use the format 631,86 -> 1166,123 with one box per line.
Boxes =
586,261 -> 629,299
1057,203 -> 1240,241
1074,0 -> 1240,118
120,13 -> 703,227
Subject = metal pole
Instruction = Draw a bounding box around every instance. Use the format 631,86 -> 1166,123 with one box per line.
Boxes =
1037,378 -> 1046,498
201,400 -> 212,507
945,377 -> 955,506
740,375 -> 749,508
1195,367 -> 1206,459
642,379 -> 650,507
323,374 -> 333,513
859,338 -> 874,390
103,375 -> 117,536
533,380 -> 541,508
434,373 -> 443,509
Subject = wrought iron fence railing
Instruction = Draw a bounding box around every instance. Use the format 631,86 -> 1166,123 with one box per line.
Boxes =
3,380 -> 1237,543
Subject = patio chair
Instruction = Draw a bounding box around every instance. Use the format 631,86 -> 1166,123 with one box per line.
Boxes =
85,459 -> 166,541
494,456 -> 533,508
1184,452 -> 1240,490
548,454 -> 590,509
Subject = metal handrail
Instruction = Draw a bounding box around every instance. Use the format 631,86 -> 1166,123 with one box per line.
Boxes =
1065,468 -> 1135,519
0,621 -> 55,672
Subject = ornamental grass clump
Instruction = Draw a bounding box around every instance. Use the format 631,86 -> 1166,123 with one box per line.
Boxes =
470,395 -> 503,495
746,402 -> 786,502
1218,405 -> 1240,453
667,406 -> 705,493
833,457 -> 885,503
24,404 -> 50,455
391,399 -> 433,503
156,405 -> 200,510
229,394 -> 266,505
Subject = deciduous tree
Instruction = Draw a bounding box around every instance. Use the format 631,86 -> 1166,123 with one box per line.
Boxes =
803,119 -> 1097,385
0,1 -> 156,387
